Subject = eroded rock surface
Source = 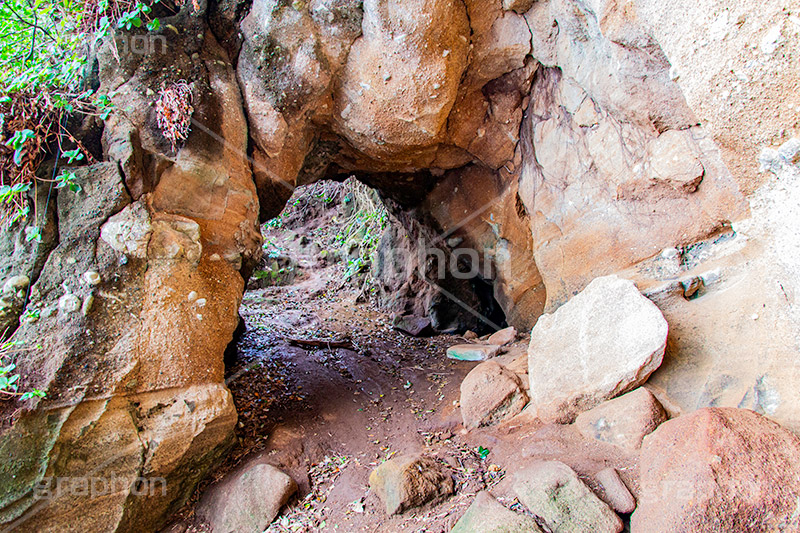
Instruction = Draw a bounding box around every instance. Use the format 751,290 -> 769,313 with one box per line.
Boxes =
460,360 -> 528,428
574,387 -> 668,450
633,408 -> 800,532
2,0 -> 800,530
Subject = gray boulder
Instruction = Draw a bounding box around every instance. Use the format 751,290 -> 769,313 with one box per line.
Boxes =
514,461 -> 623,533
451,491 -> 542,532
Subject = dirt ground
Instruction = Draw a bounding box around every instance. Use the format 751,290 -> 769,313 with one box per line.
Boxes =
165,187 -> 639,532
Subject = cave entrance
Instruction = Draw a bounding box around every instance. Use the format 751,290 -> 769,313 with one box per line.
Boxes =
211,177 -> 514,527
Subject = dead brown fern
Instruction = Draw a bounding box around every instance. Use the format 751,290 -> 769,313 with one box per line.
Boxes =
155,81 -> 194,152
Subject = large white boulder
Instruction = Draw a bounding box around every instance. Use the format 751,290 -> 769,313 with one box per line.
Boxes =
528,275 -> 668,423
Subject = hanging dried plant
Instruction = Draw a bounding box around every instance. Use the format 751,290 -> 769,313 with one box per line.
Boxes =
154,81 -> 194,152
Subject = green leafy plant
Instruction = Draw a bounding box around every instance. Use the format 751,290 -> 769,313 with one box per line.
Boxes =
21,308 -> 40,323
5,129 -> 35,166
55,170 -> 81,192
61,148 -> 84,164
0,0 -> 179,230
0,340 -> 46,401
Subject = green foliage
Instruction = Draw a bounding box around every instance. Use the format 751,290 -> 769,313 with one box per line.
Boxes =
477,446 -> 490,460
61,148 -> 83,164
0,340 -> 46,401
21,308 -> 40,322
55,170 -> 81,192
5,129 -> 35,166
0,0 -> 87,92
0,0 -> 171,229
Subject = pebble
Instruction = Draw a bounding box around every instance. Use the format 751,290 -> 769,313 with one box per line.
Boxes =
82,295 -> 94,316
83,271 -> 101,286
59,294 -> 82,314
3,275 -> 30,294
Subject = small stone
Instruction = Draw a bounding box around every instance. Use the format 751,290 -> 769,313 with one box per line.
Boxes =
82,271 -> 101,286
502,0 -> 535,14
369,454 -> 454,515
595,468 -> 636,514
82,295 -> 94,316
100,202 -> 152,259
460,360 -> 528,428
574,387 -> 668,450
59,294 -> 82,314
681,276 -> 703,299
463,330 -> 478,340
187,291 -> 198,303
447,344 -> 501,361
487,326 -> 517,346
660,247 -> 679,260
514,461 -> 623,533
2,275 -> 30,294
392,315 -> 432,337
451,491 -> 543,533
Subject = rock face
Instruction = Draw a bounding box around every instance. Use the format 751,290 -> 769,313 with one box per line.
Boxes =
0,275 -> 29,336
0,7 -> 260,530
3,0 -> 800,530
333,0 -> 470,161
527,276 -> 669,423
460,360 -> 528,428
574,388 -> 668,450
514,461 -> 623,533
197,463 -> 297,533
632,408 -> 800,532
451,491 -> 543,533
369,454 -> 454,515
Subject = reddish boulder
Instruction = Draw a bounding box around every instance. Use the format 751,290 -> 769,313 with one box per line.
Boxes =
574,387 -> 668,450
460,360 -> 528,428
632,407 -> 800,532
